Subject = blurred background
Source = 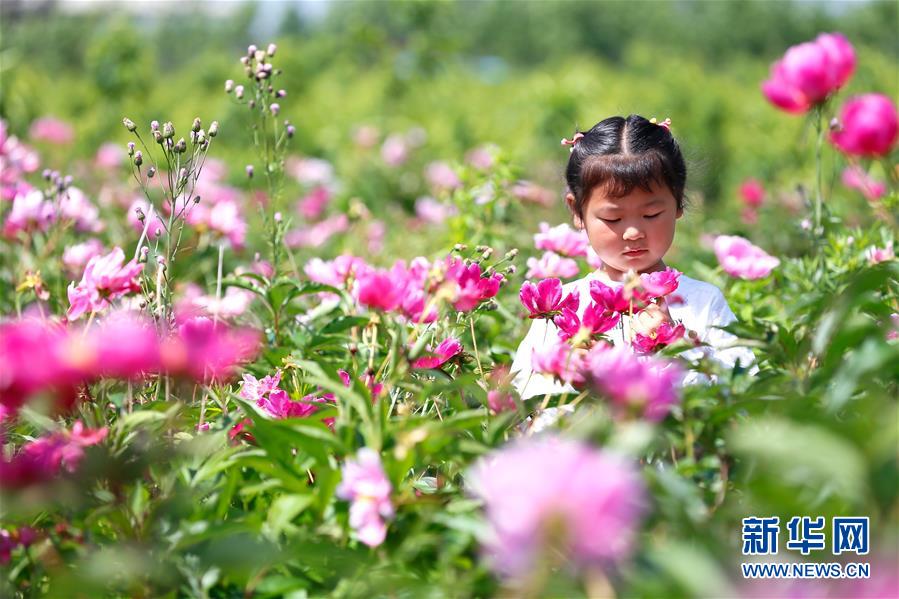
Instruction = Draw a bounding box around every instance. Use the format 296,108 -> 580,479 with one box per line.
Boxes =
1,0 -> 897,259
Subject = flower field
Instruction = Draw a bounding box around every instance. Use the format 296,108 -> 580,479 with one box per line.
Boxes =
1,3 -> 897,597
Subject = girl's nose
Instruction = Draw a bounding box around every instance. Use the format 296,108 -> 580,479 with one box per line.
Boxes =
622,226 -> 644,240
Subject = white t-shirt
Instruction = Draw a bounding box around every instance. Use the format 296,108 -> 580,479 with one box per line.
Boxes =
511,270 -> 754,400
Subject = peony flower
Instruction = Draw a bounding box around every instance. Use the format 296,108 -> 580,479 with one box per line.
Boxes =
639,267 -> 681,298
62,239 -> 105,276
425,161 -> 461,191
66,247 -> 144,320
414,196 -> 457,225
58,187 -> 102,233
177,286 -> 255,320
161,317 -> 259,383
841,166 -> 886,201
632,321 -> 686,354
0,421 -> 107,488
285,214 -> 349,248
67,310 -> 161,379
287,157 -> 336,187
305,255 -> 370,288
738,179 -> 765,208
525,251 -> 580,280
2,189 -> 55,237
589,280 -> 632,313
520,278 -> 579,319
207,200 -> 247,249
297,186 -> 332,221
240,370 -> 321,419
487,389 -> 517,415
761,32 -> 855,114
534,222 -> 589,257
531,340 -> 586,386
355,269 -> 404,312
336,448 -> 394,547
865,243 -> 894,265
465,145 -> 496,171
554,303 -> 620,342
94,142 -> 124,169
29,117 -> 75,145
412,337 -> 463,370
381,134 -> 409,167
830,94 -> 899,157
467,437 -> 645,578
444,257 -> 503,312
510,181 -> 555,206
584,345 -> 682,421
713,235 -> 780,280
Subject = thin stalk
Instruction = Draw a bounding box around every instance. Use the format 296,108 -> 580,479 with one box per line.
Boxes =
214,242 -> 225,327
813,104 -> 825,235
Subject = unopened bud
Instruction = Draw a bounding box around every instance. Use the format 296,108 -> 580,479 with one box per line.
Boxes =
829,117 -> 842,132
240,56 -> 249,66
127,142 -> 135,156
482,300 -> 499,311
133,151 -> 143,166
196,130 -> 206,144
475,245 -> 488,253
267,43 -> 277,56
192,117 -> 201,132
178,167 -> 188,185
505,265 -> 517,275
254,49 -> 266,63
208,121 -> 219,137
248,100 -> 256,109
162,122 -> 175,139
274,211 -> 282,222
153,130 -> 163,143
150,120 -> 159,131
193,196 -> 201,204
286,124 -> 296,138
42,169 -> 52,180
246,165 -> 254,178
225,79 -> 234,93
140,246 -> 149,261
453,243 -> 467,252
247,44 -> 257,56
276,89 -> 286,98
122,117 -> 136,131
235,85 -> 245,99
256,69 -> 269,81
174,138 -> 186,153
481,248 -> 494,260
147,166 -> 156,178
270,103 -> 280,116
505,248 -> 519,260
156,255 -> 166,267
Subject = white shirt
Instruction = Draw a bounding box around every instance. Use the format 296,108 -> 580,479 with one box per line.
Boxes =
511,270 -> 755,400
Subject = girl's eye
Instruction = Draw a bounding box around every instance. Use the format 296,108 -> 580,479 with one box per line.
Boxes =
644,212 -> 663,219
598,217 -> 620,223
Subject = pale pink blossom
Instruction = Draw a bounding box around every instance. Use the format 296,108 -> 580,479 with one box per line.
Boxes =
713,235 -> 781,280
414,196 -> 457,224
865,243 -> 894,265
127,198 -> 165,239
584,345 -> 682,421
425,161 -> 461,191
531,340 -> 585,386
304,255 -> 370,288
467,437 -> 645,578
367,220 -> 386,254
526,251 -> 579,280
511,181 -> 555,207
534,222 -> 589,257
465,145 -> 496,171
585,246 -> 604,269
520,278 -> 579,319
380,134 -> 409,167
830,93 -> 899,157
412,337 -> 463,369
285,214 -> 349,248
353,125 -> 380,149
67,247 -> 144,319
176,284 -> 255,320
297,185 -> 331,220
841,166 -> 886,201
639,267 -> 681,298
208,200 -> 247,249
761,33 -> 855,114
287,157 -> 336,187
336,448 -> 394,547
94,143 -> 124,169
29,117 -> 74,145
0,120 -> 40,200
2,189 -> 55,237
58,187 -> 102,233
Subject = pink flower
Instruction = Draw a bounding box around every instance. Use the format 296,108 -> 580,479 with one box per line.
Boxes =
531,340 -> 585,386
585,246 -> 603,269
3,189 -> 55,237
554,303 -> 620,342
865,242 -> 894,265
465,145 -> 496,171
0,120 -> 40,201
830,93 -> 899,157
177,285 -> 255,320
761,33 -> 855,114
128,198 -> 165,239
58,187 -> 102,233
738,179 -> 765,208
713,235 -> 780,280
353,125 -> 380,149
534,222 -> 589,257
336,448 -> 394,547
425,161 -> 461,191
240,370 -> 320,419
208,200 -> 247,249
66,247 -> 144,320
510,181 -> 555,206
412,337 -> 463,369
62,239 -> 105,276
520,278 -> 579,319
367,220 -> 386,254
467,437 -> 645,578
304,255 -> 370,288
355,269 -> 404,311
414,196 -> 457,224
0,421 -> 107,488
841,166 -> 886,201
525,251 -> 580,280
297,186 -> 332,220
94,142 -> 124,169
487,389 -> 517,414
69,310 -> 161,379
287,157 -> 335,187
285,214 -> 349,248
639,267 -> 681,298
632,321 -> 686,354
381,134 -> 409,167
161,317 -> 260,383
444,257 -> 503,312
589,280 -> 631,313
29,117 -> 74,145
584,345 -> 682,421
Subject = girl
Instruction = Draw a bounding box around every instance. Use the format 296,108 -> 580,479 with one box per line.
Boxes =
511,114 -> 753,401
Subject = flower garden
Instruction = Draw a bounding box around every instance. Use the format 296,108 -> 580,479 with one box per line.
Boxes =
1,3 -> 897,597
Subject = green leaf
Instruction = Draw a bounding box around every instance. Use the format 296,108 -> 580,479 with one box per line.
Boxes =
266,494 -> 313,538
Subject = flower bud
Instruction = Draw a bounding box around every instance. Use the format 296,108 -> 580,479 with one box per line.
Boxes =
135,206 -> 146,222
481,248 -> 494,260
274,212 -> 282,222
150,120 -> 159,131
475,245 -> 489,253
178,167 -> 188,185
192,117 -> 201,132
140,246 -> 149,261
163,122 -> 175,139
196,130 -> 206,144
286,124 -> 296,138
276,89 -> 286,98
453,243 -> 467,252
133,151 -> 143,166
248,100 -> 256,109
246,165 -> 254,178
829,117 -> 842,132
254,50 -> 266,63
505,265 -> 517,275
175,138 -> 186,153
153,130 -> 163,143
42,169 -> 52,180
122,117 -> 136,131
240,56 -> 249,66
225,79 -> 234,93
270,103 -> 280,116
482,300 -> 499,311
256,69 -> 269,81
127,142 -> 135,156
147,166 -> 156,178
208,121 -> 219,137
156,255 -> 166,267
267,43 -> 277,56
247,44 -> 257,56
235,85 -> 245,99
63,175 -> 73,188
504,248 -> 519,260
193,195 -> 201,204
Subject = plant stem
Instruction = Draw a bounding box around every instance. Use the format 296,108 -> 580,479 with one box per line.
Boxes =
214,242 -> 224,327
814,104 -> 825,235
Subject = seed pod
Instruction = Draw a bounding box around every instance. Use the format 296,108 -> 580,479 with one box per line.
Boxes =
147,166 -> 156,178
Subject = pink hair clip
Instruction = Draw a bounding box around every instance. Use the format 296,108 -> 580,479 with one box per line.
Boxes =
650,117 -> 672,131
560,132 -> 584,152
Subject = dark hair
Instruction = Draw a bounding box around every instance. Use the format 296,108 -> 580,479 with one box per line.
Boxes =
564,115 -> 686,220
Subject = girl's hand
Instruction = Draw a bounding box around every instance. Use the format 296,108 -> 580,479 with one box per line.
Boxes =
631,299 -> 673,337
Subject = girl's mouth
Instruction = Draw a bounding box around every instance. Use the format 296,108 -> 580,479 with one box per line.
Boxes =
623,249 -> 648,257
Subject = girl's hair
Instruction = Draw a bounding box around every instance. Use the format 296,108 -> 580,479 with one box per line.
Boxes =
565,114 -> 687,220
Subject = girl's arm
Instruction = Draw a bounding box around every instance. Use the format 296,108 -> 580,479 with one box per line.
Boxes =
701,290 -> 756,372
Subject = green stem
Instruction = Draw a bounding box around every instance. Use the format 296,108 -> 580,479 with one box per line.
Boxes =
814,104 -> 825,235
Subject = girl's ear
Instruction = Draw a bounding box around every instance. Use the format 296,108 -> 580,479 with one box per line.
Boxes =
565,192 -> 584,229
675,206 -> 684,219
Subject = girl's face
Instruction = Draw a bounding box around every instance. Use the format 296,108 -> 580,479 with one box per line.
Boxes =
571,182 -> 682,281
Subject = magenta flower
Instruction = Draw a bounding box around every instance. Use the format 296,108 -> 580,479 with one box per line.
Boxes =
713,235 -> 781,280
584,345 -> 682,421
865,243 -> 894,265
487,389 -> 517,414
29,117 -> 74,145
207,200 -> 247,249
531,340 -> 586,386
297,185 -> 332,220
738,179 -> 765,208
62,239 -> 105,276
444,258 -> 503,312
520,278 -> 579,319
412,337 -> 463,370
639,267 -> 681,298
336,448 -> 394,547
632,321 -> 686,354
240,370 -> 320,419
161,317 -> 260,383
355,269 -> 404,312
305,255 -> 370,288
588,280 -> 631,313
533,222 -> 589,257
554,303 -> 620,342
0,421 -> 107,488
761,32 -> 855,114
841,166 -> 886,202
525,251 -> 580,280
830,94 -> 899,157
75,311 -> 161,379
467,436 -> 645,578
67,247 -> 144,320
2,189 -> 55,238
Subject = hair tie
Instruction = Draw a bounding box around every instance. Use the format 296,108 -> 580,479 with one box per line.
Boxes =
561,132 -> 584,152
650,117 -> 672,132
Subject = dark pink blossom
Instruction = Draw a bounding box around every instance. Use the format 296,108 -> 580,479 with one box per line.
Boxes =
584,345 -> 682,421
412,337 -> 463,369
444,258 -> 503,312
0,421 -> 107,488
632,321 -> 686,354
519,278 -> 579,319
297,186 -> 332,220
531,340 -> 585,386
554,303 -> 620,342
161,317 -> 260,383
738,179 -> 765,208
830,94 -> 899,157
588,280 -> 631,313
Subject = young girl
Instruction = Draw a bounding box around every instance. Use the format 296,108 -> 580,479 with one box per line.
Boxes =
512,114 -> 753,400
